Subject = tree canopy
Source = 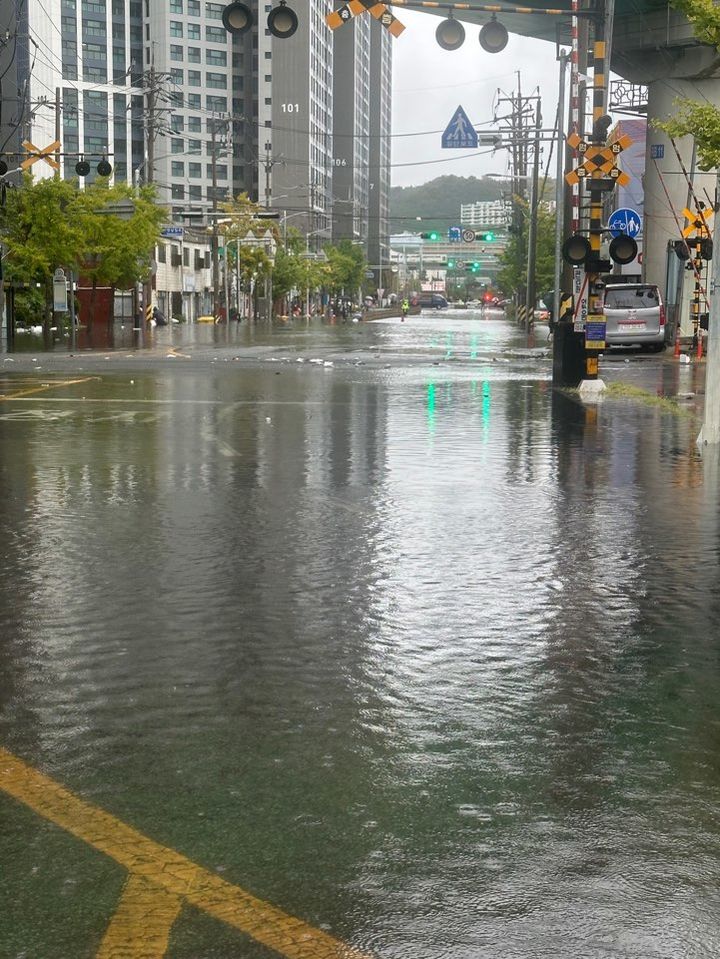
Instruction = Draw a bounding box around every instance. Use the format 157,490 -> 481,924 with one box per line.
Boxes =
0,175 -> 164,288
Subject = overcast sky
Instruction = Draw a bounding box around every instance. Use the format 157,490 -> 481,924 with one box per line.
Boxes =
391,11 -> 565,188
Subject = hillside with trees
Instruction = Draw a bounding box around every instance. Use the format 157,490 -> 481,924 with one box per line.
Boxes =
389,175 -> 505,234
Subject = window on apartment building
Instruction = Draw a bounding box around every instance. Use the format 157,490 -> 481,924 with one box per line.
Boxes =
206,72 -> 226,89
189,163 -> 201,177
170,21 -> 183,37
84,65 -> 107,82
170,114 -> 184,132
206,48 -> 227,66
206,95 -> 226,111
183,248 -> 190,266
187,93 -> 201,109
207,164 -> 227,179
84,23 -> 108,38
187,47 -> 200,62
205,26 -> 226,43
189,185 -> 202,200
83,1 -> 106,13
172,184 -> 185,199
157,245 -> 167,264
171,139 -> 184,153
187,0 -> 200,12
169,0 -> 183,11
170,68 -> 184,85
186,139 -> 201,154
205,2 -> 224,18
232,75 -> 243,91
188,70 -> 201,86
188,117 -> 201,132
112,0 -> 123,13
187,24 -> 200,39
171,161 -> 184,177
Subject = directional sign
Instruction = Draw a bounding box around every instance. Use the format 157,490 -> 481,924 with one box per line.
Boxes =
448,226 -> 461,242
21,138 -> 60,172
462,229 -> 476,243
442,106 -> 478,149
608,208 -> 641,238
162,226 -> 184,238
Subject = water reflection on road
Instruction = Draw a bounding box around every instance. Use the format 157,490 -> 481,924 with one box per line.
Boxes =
1,311 -> 719,958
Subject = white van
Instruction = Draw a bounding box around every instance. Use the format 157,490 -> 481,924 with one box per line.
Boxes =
603,283 -> 666,351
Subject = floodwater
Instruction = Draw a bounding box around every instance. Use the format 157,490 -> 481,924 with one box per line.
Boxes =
1,310 -> 720,958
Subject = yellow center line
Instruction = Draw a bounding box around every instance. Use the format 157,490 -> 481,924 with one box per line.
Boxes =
0,377 -> 100,401
97,876 -> 183,959
0,749 -> 371,959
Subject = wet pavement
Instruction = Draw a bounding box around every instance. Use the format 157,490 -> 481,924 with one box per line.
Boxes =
1,309 -> 720,958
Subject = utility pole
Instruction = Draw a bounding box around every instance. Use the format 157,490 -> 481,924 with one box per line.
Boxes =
525,97 -> 542,333
210,116 -> 221,319
55,88 -> 61,177
554,51 -> 569,330
698,169 -> 720,445
140,61 -> 159,329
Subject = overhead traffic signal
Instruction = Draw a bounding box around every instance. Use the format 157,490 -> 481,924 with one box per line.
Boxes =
420,230 -> 441,240
478,231 -> 495,241
447,258 -> 456,268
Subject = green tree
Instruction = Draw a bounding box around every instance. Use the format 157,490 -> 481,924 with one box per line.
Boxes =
323,239 -> 365,298
0,175 -> 163,323
496,201 -> 556,300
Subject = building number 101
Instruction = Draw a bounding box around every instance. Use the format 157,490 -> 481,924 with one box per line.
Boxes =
281,103 -> 300,113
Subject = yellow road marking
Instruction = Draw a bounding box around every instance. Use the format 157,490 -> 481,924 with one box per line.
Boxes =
0,749 -> 370,959
97,876 -> 182,959
0,377 -> 99,401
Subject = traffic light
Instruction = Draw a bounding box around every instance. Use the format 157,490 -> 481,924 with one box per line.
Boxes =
447,258 -> 456,269
478,231 -> 495,241
420,231 -> 441,240
467,262 -> 480,272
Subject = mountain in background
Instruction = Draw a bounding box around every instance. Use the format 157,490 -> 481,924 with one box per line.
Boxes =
389,175 -> 506,234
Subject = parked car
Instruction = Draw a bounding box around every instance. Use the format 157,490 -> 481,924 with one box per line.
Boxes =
412,293 -> 449,309
602,283 -> 666,350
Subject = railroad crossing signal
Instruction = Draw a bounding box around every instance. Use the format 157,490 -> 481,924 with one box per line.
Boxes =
565,132 -> 631,187
326,0 -> 405,36
681,205 -> 714,238
21,138 -> 61,172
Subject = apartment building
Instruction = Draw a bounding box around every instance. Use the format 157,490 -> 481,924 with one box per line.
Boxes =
8,0 -> 392,270
460,200 -> 512,228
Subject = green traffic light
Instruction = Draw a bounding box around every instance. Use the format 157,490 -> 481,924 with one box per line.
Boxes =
429,231 -> 440,241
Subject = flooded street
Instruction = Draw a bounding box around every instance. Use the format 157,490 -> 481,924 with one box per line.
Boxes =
2,311 -> 720,958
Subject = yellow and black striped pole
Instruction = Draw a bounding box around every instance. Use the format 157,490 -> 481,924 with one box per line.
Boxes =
692,234 -> 703,358
583,32 -> 608,381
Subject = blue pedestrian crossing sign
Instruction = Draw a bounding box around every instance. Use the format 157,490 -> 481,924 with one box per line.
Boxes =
442,106 -> 478,149
608,207 -> 641,238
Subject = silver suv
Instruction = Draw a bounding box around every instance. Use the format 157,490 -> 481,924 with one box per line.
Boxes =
603,283 -> 666,351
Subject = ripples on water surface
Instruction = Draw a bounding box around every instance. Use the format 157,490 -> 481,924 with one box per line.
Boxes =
1,338 -> 720,957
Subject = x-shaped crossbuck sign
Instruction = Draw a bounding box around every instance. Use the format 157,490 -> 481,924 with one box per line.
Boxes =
21,138 -> 61,171
326,0 -> 405,36
681,205 -> 714,238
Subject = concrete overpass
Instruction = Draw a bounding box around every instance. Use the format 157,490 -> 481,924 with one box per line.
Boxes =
396,0 -> 718,315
